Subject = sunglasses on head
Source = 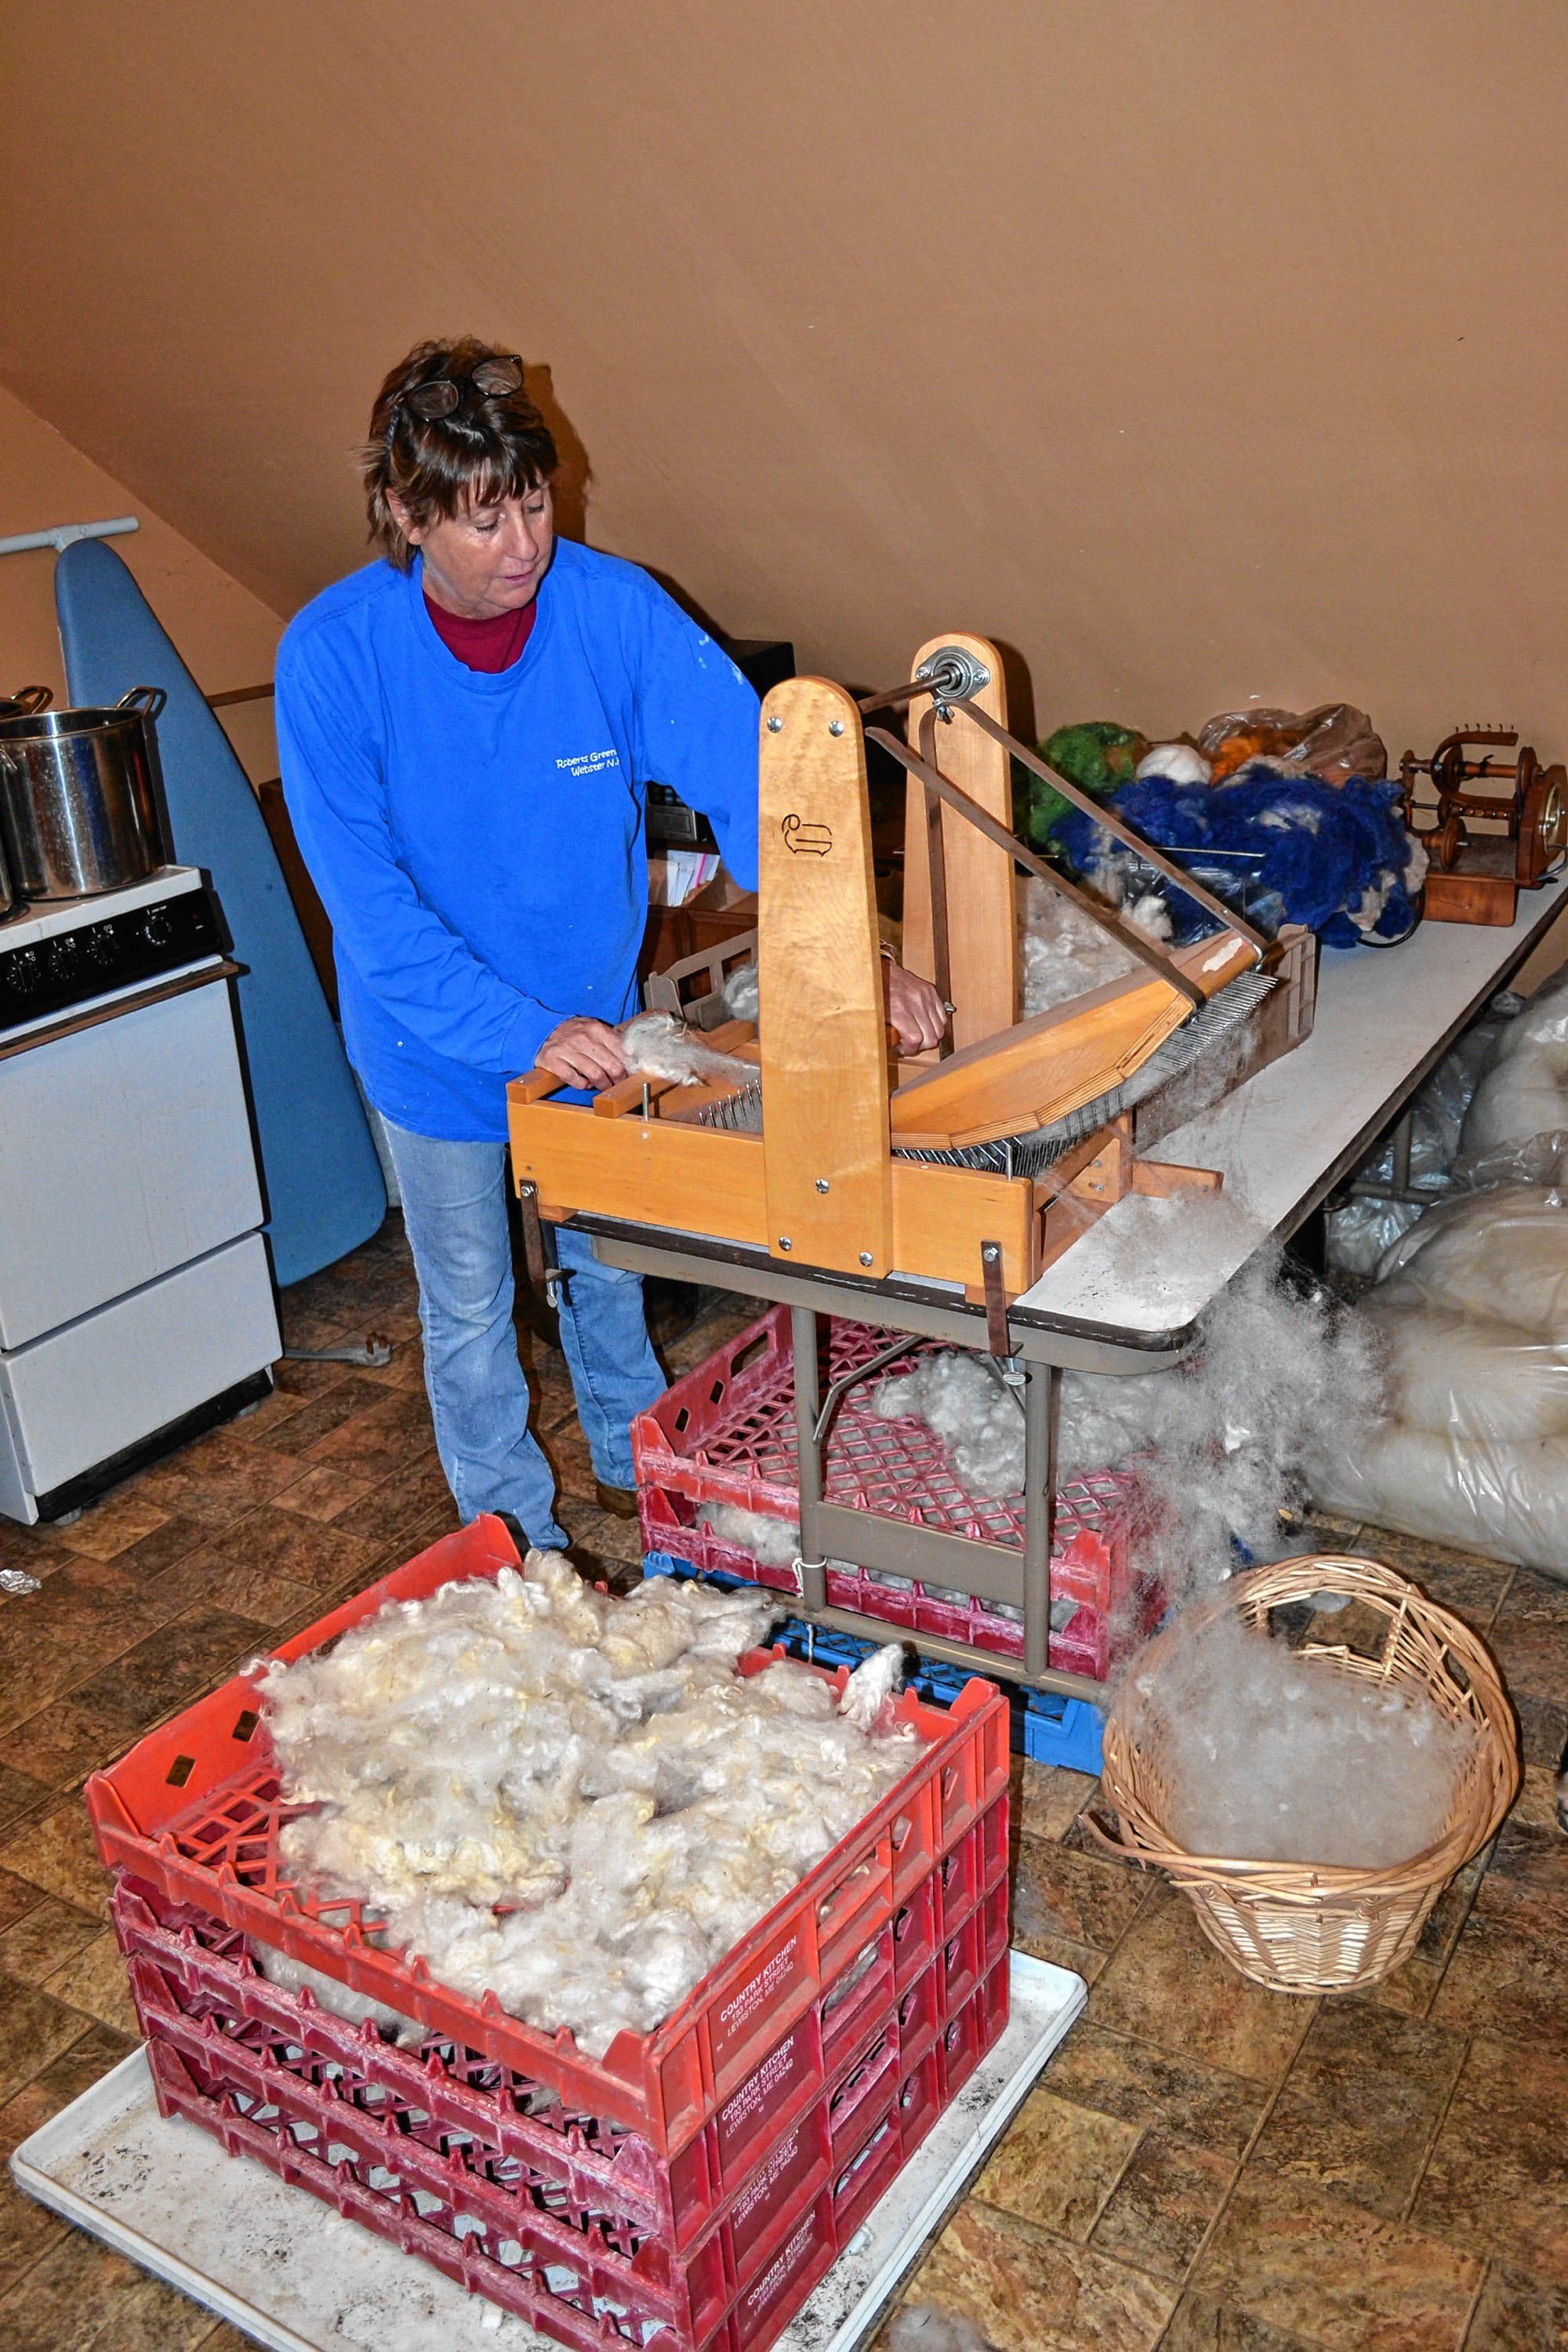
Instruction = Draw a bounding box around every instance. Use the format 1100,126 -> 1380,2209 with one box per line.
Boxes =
398,355 -> 524,421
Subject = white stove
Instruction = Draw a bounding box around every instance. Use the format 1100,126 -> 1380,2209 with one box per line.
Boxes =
0,865 -> 281,1523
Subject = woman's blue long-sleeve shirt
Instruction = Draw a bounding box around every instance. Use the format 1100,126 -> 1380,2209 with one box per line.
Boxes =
275,540 -> 760,1140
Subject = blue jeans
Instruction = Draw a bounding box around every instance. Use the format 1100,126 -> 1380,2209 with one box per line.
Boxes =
383,1122 -> 664,1548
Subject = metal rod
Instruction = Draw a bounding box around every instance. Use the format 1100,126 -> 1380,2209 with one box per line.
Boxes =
1391,1108 -> 1414,1196
917,705 -> 954,1044
854,677 -> 933,719
795,1599 -> 1109,1703
812,1332 -> 921,1448
949,699 -> 1271,955
0,515 -> 139,558
791,1305 -> 829,1612
866,724 -> 1207,1009
1023,1361 -> 1058,1679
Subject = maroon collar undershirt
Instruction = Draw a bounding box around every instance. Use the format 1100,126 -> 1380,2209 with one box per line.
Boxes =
423,591 -> 537,673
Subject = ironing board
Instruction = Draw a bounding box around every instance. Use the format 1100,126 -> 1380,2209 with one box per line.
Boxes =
55,539 -> 385,1287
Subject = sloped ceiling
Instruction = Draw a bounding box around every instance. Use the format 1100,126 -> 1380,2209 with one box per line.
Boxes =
3,1 -> 1567,749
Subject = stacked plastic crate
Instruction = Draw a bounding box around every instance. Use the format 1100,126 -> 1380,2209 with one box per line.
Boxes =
642,1555 -> 1106,1777
633,1306 -> 1163,1687
85,1520 -> 1011,2352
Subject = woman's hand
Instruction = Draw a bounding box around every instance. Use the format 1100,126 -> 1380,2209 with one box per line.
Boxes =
536,1016 -> 629,1091
884,960 -> 949,1054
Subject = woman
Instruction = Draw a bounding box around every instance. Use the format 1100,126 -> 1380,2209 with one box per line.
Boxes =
278,337 -> 945,1551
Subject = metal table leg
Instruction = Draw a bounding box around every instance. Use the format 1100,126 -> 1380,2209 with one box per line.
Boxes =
1023,1360 -> 1058,1679
791,1305 -> 829,1612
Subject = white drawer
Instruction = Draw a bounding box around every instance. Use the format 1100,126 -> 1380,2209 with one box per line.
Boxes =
0,1232 -> 280,1501
0,976 -> 264,1349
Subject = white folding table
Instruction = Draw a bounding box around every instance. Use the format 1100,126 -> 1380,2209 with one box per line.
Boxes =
583,885 -> 1568,1693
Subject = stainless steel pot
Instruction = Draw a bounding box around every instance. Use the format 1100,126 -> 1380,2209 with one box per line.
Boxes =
0,686 -> 169,901
0,686 -> 52,913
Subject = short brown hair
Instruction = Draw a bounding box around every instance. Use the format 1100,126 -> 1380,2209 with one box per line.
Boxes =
362,336 -> 558,569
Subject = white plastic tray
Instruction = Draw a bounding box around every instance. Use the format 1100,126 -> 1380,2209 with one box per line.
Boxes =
11,1951 -> 1083,2352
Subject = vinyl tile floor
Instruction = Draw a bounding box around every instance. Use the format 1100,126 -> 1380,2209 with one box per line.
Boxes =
0,1217 -> 1563,2352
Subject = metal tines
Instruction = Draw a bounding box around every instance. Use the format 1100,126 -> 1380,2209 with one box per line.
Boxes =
697,1078 -> 763,1133
893,962 -> 1276,1175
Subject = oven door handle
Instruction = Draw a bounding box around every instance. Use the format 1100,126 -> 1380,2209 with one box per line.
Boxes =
0,958 -> 245,1062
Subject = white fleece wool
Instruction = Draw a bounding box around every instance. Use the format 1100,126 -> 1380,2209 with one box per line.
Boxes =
873,1355 -> 1026,1500
698,1500 -> 801,1568
1123,1609 -> 1477,1870
871,1243 -> 1381,1624
1018,877 -> 1174,1018
836,1642 -> 909,1733
256,1555 -> 920,2057
720,962 -> 760,1022
249,1940 -> 426,2045
618,1011 -> 754,1089
1134,742 -> 1213,787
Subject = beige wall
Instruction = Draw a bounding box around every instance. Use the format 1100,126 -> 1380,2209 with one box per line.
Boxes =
2,2 -> 1566,776
0,385 -> 281,782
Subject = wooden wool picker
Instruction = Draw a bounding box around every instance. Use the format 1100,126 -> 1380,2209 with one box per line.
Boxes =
508,637 -> 1303,1330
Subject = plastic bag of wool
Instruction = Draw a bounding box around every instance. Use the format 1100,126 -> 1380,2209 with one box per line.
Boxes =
1120,1607 -> 1477,1869
251,1554 -> 920,2057
1196,702 -> 1388,789
1458,964 -> 1568,1166
1312,1181 -> 1568,1575
1323,992 -> 1523,1275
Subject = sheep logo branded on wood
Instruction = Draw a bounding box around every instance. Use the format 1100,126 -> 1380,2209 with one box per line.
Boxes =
781,813 -> 833,855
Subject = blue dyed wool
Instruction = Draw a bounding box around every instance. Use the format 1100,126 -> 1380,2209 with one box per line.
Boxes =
1058,765 -> 1419,946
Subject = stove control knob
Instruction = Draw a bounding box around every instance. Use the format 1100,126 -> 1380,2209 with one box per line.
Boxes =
142,906 -> 172,947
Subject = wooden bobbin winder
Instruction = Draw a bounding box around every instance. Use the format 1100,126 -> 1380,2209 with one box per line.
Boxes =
1401,726 -> 1568,926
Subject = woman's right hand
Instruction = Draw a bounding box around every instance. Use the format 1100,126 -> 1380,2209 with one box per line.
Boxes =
536,1015 -> 629,1091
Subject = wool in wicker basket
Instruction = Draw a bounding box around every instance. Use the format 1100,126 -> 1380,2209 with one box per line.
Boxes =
1121,1609 -> 1479,1870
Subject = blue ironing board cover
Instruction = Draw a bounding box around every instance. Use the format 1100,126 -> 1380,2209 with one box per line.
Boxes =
55,538 -> 385,1287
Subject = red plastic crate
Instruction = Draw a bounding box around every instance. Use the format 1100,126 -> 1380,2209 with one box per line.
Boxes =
891,1871 -> 938,1994
131,1936 -> 896,2348
938,1880 -> 1011,2018
85,1517 -> 1009,2161
147,2023 -> 878,2352
895,2042 -> 944,2156
936,1796 -> 1009,1939
633,1306 -> 1159,1676
116,1872 -> 1006,2352
114,1875 -> 916,2252
936,1954 -> 1009,2107
892,1958 -> 943,2067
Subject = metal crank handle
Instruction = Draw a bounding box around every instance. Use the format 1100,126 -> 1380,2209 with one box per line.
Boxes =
517,1179 -> 571,1309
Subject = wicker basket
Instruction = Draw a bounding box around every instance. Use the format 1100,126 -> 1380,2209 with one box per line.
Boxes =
1088,1555 -> 1519,1994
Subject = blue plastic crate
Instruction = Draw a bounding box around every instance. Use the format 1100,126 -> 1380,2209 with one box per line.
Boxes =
642,1551 -> 1103,1774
